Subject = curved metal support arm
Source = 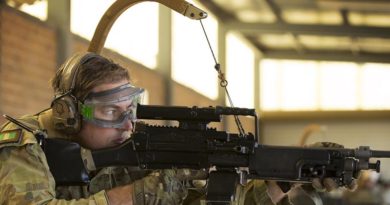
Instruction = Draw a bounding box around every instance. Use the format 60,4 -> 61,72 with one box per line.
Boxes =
88,0 -> 208,53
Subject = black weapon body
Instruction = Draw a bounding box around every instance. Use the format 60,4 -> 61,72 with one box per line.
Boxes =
92,120 -> 384,186
44,104 -> 390,204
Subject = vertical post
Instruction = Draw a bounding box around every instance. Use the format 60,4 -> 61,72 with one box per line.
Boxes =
47,0 -> 72,67
254,56 -> 260,112
157,4 -> 172,106
254,55 -> 263,143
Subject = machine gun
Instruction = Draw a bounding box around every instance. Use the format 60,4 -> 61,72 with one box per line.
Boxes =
45,104 -> 390,204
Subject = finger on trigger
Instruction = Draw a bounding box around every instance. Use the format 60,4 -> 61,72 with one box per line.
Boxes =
312,178 -> 325,192
323,178 -> 338,192
347,179 -> 358,191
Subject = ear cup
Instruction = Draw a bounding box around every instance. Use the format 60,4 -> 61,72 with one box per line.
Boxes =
51,52 -> 97,134
52,94 -> 81,134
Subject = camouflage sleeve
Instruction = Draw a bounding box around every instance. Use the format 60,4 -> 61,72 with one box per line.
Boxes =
132,170 -> 188,205
242,180 -> 292,205
172,179 -> 292,205
0,142 -> 109,204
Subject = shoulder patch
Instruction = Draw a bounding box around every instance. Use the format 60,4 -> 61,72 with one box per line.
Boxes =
0,129 -> 22,145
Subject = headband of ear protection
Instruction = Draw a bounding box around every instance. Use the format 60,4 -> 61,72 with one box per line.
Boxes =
51,52 -> 98,134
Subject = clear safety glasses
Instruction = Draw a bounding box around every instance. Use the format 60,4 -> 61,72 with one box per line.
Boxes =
80,83 -> 144,128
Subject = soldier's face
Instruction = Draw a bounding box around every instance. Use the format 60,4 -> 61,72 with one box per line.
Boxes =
77,80 -> 134,150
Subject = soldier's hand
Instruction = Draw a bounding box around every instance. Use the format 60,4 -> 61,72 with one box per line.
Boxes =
306,142 -> 358,192
132,169 -> 188,204
266,141 -> 359,204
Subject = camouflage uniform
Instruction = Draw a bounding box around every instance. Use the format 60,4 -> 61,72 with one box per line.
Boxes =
0,109 -> 289,205
0,109 -> 108,204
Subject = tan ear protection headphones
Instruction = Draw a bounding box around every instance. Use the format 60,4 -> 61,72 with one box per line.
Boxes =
51,52 -> 98,134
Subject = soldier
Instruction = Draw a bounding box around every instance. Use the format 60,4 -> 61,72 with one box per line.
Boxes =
0,52 -> 349,204
0,53 -> 187,204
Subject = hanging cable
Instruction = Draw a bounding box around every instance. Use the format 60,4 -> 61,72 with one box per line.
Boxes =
199,19 -> 245,136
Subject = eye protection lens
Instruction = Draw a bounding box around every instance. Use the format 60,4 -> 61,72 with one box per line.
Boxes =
80,83 -> 144,128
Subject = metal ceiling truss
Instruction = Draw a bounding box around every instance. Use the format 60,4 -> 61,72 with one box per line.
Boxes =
199,0 -> 390,64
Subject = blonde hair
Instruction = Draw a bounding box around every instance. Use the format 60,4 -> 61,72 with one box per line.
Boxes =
51,55 -> 130,101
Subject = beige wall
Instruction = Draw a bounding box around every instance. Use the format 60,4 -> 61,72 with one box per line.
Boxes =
0,6 -> 56,125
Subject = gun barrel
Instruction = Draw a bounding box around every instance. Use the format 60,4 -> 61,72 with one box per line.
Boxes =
371,150 -> 390,158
